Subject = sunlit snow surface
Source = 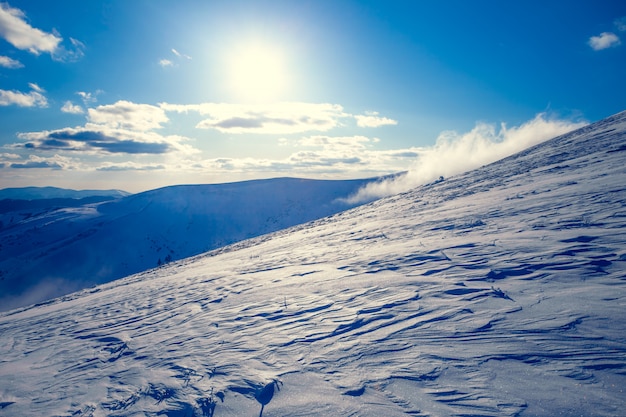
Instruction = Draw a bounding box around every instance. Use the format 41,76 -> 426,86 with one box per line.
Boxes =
1,112 -> 626,416
0,177 -> 375,311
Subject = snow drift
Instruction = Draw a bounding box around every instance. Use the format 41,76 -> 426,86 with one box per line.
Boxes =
0,111 -> 625,416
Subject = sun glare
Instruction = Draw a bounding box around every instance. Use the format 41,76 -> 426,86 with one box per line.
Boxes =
227,42 -> 288,102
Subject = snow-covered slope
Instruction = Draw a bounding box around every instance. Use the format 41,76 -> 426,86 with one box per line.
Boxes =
0,177 -> 378,311
1,111 -> 625,416
0,186 -> 129,200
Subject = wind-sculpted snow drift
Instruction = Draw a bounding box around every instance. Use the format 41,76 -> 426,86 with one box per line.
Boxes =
1,111 -> 625,416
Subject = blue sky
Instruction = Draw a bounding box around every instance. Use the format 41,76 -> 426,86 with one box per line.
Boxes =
0,0 -> 624,192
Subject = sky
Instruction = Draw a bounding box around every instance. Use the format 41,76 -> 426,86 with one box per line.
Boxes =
0,0 -> 624,193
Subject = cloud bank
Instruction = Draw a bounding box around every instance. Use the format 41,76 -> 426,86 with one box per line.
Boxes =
16,100 -> 196,156
4,97 -> 584,198
160,102 -> 396,134
343,113 -> 587,204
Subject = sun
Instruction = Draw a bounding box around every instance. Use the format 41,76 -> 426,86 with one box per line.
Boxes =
226,41 -> 288,102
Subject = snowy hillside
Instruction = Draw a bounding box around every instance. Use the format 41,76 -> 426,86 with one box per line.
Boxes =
0,177 -> 378,311
1,111 -> 625,416
0,186 -> 129,200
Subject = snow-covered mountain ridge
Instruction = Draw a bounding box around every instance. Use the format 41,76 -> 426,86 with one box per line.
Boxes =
0,177 -> 378,311
0,111 -> 625,416
0,186 -> 130,200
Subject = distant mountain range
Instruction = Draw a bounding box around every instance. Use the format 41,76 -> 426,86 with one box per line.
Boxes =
0,177 -> 381,311
0,186 -> 130,200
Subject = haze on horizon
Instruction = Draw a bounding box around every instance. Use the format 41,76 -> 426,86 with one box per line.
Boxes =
0,0 -> 624,193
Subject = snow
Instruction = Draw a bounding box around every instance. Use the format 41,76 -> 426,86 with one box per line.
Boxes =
0,177 -> 377,311
0,186 -> 129,200
1,111 -> 625,416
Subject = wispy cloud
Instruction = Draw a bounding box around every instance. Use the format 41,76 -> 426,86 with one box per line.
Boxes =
161,102 -> 350,134
615,16 -> 626,32
159,58 -> 174,68
588,32 -> 621,50
53,37 -> 86,62
28,82 -> 44,93
0,84 -> 47,107
159,48 -> 192,68
343,113 -> 587,203
61,101 -> 84,114
96,162 -> 165,171
171,48 -> 191,60
77,90 -> 102,106
8,154 -> 67,169
355,111 -> 398,128
0,55 -> 22,68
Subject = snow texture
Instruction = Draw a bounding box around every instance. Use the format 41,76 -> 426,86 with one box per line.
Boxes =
1,111 -> 625,416
0,177 -> 376,311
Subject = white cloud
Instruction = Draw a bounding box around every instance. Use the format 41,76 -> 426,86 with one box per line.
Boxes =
96,162 -> 166,171
0,3 -> 61,54
77,90 -> 102,104
161,102 -> 350,134
180,134 -> 420,179
159,49 -> 192,68
615,17 -> 626,32
6,154 -> 73,170
28,82 -> 44,93
0,55 -> 22,68
53,37 -> 86,62
162,102 -> 397,134
88,100 -> 169,131
15,100 -> 198,156
171,48 -> 191,60
355,111 -> 398,128
17,125 -> 197,156
588,32 -> 621,50
0,85 -> 47,107
343,113 -> 587,203
299,135 -> 371,152
61,101 -> 84,114
159,58 -> 174,67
